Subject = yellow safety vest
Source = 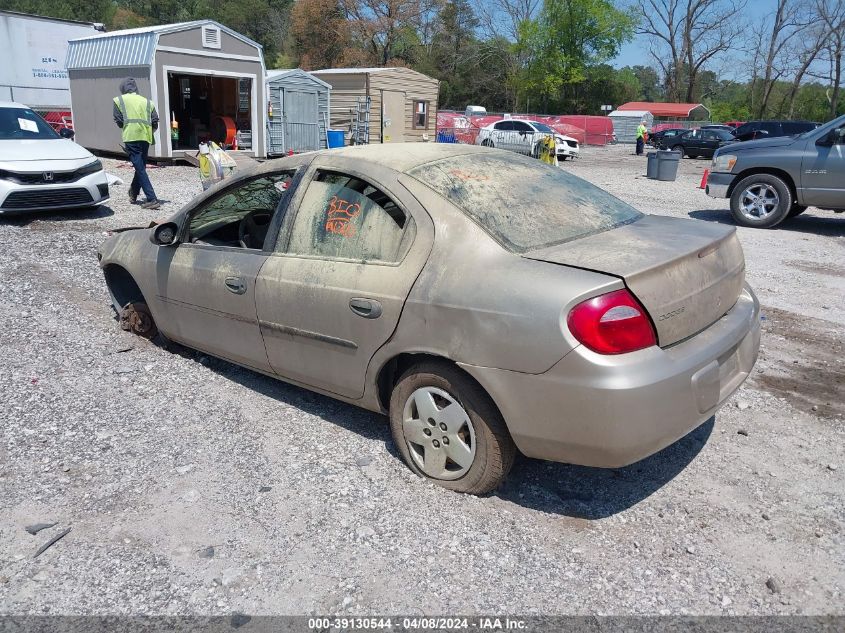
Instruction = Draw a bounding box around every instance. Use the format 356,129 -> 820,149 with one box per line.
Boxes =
113,93 -> 155,144
637,125 -> 647,139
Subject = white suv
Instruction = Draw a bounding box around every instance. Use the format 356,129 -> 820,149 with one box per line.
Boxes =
475,119 -> 580,160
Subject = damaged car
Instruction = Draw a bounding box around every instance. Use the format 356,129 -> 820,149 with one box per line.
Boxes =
98,144 -> 760,494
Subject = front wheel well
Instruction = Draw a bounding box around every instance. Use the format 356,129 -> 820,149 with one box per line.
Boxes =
377,353 -> 470,413
102,264 -> 145,309
728,167 -> 798,202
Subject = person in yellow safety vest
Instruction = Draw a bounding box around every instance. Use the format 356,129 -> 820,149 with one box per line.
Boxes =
113,78 -> 162,210
636,120 -> 647,155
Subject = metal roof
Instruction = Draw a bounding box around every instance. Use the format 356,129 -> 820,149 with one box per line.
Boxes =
311,68 -> 392,74
266,68 -> 332,90
609,110 -> 652,118
66,20 -> 262,70
618,102 -> 710,118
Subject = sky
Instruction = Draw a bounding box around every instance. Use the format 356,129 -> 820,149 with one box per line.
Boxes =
611,0 -> 779,73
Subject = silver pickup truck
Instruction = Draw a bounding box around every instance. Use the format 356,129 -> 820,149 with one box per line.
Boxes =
706,114 -> 845,228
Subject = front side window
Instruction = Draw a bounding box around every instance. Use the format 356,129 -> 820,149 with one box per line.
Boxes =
188,172 -> 294,248
512,121 -> 533,133
0,107 -> 59,140
413,100 -> 428,129
284,171 -> 415,263
410,153 -> 642,252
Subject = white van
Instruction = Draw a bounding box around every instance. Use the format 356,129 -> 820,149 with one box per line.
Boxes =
464,105 -> 487,118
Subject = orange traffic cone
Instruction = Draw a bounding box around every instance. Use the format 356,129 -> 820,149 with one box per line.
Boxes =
699,169 -> 709,189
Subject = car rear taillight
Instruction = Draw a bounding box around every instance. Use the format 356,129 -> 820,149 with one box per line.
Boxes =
567,289 -> 657,354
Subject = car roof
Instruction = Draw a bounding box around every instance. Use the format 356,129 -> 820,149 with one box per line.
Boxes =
310,143 -> 499,173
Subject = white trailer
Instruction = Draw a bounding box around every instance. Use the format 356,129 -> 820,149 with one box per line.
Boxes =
0,10 -> 103,110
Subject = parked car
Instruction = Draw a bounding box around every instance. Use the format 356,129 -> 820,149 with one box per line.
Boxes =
475,119 -> 580,160
649,127 -> 687,148
99,144 -> 760,494
706,113 -> 845,228
464,105 -> 487,118
0,101 -> 108,215
731,120 -> 819,142
701,124 -> 736,133
666,128 -> 737,158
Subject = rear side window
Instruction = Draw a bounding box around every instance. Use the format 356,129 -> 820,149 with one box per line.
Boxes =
284,170 -> 415,263
761,122 -> 781,134
410,153 -> 642,252
783,121 -> 815,135
493,121 -> 512,131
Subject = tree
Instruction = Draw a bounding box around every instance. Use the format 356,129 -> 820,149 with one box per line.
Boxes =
340,0 -> 440,66
629,64 -> 663,101
750,0 -> 806,118
815,0 -> 845,118
632,0 -> 746,103
289,0 -> 351,69
516,0 -> 635,111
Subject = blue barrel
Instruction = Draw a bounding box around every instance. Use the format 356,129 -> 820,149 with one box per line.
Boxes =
327,129 -> 345,148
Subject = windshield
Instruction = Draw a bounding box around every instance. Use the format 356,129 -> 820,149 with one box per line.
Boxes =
410,153 -> 643,252
0,107 -> 60,140
715,130 -> 735,140
531,122 -> 553,133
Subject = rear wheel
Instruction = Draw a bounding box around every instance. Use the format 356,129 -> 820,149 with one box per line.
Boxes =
671,144 -> 683,154
481,139 -> 493,148
389,362 -> 516,495
119,301 -> 158,339
730,174 -> 792,228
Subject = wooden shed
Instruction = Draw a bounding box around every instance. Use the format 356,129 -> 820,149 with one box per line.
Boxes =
310,67 -> 439,145
66,20 -> 267,159
265,68 -> 331,155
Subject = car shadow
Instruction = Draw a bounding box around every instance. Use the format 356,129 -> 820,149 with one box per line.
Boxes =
0,204 -> 115,226
689,209 -> 845,237
495,419 -> 713,519
166,342 -> 713,519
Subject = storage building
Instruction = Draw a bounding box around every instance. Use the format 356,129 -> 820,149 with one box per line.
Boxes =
66,20 -> 267,159
266,69 -> 331,155
608,109 -> 654,144
310,67 -> 439,145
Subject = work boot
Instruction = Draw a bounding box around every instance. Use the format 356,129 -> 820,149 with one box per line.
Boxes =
141,200 -> 161,210
129,191 -> 138,204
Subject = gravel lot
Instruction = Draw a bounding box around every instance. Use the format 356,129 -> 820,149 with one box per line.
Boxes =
0,144 -> 842,617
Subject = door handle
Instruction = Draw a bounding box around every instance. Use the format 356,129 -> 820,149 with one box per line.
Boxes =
349,297 -> 382,319
225,276 -> 247,295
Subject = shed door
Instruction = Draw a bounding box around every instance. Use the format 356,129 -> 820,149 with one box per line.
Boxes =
267,86 -> 285,155
382,90 -> 405,143
284,89 -> 319,152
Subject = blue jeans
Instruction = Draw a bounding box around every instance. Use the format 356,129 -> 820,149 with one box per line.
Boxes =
636,137 -> 644,155
125,141 -> 157,201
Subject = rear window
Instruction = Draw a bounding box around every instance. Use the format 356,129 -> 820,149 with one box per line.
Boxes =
409,153 -> 642,252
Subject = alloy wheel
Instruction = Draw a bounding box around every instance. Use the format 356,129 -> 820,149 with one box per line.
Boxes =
740,183 -> 780,220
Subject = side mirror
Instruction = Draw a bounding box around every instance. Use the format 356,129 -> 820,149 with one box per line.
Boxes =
150,222 -> 179,246
59,127 -> 75,139
817,127 -> 845,146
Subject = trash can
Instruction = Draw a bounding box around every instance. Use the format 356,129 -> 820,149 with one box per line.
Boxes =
646,152 -> 658,179
327,129 -> 345,149
656,150 -> 681,181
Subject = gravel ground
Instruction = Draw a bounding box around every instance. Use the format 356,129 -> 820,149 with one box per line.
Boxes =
0,145 -> 842,616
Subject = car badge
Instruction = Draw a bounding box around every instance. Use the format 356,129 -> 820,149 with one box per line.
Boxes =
43,172 -> 54,182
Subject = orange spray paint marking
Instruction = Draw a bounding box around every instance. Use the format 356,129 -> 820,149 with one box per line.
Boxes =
325,196 -> 361,237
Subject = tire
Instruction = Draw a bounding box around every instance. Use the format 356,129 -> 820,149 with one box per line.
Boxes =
730,173 -> 793,228
119,301 -> 158,339
788,204 -> 808,218
481,139 -> 493,148
389,362 -> 516,495
687,153 -> 699,159
670,145 -> 683,154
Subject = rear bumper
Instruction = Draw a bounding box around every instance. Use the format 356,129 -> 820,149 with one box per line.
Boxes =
460,285 -> 761,467
705,171 -> 736,198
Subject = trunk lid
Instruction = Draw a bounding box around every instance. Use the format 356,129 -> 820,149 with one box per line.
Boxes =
523,215 -> 745,347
